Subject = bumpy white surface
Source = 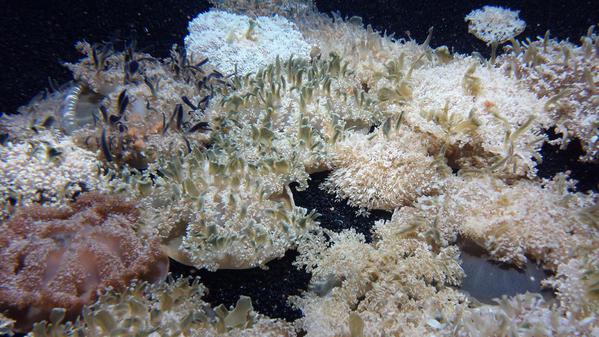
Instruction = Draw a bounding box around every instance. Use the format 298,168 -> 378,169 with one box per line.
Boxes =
0,133 -> 106,218
185,10 -> 310,76
403,56 -> 547,177
465,5 -> 525,44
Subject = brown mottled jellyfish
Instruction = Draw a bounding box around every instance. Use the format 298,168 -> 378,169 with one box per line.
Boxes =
0,192 -> 169,332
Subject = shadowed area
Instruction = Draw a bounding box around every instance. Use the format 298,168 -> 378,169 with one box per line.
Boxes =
536,128 -> 599,193
458,238 -> 554,304
169,250 -> 310,322
291,171 -> 392,243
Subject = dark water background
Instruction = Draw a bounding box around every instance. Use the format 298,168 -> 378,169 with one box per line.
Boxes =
0,0 -> 597,326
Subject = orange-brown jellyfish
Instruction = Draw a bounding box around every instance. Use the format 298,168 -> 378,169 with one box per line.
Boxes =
0,192 -> 169,332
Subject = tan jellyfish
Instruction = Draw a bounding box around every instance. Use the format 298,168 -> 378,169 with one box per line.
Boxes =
465,5 -> 526,63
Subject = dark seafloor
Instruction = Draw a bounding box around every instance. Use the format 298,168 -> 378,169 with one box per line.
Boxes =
1,0 -> 598,331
